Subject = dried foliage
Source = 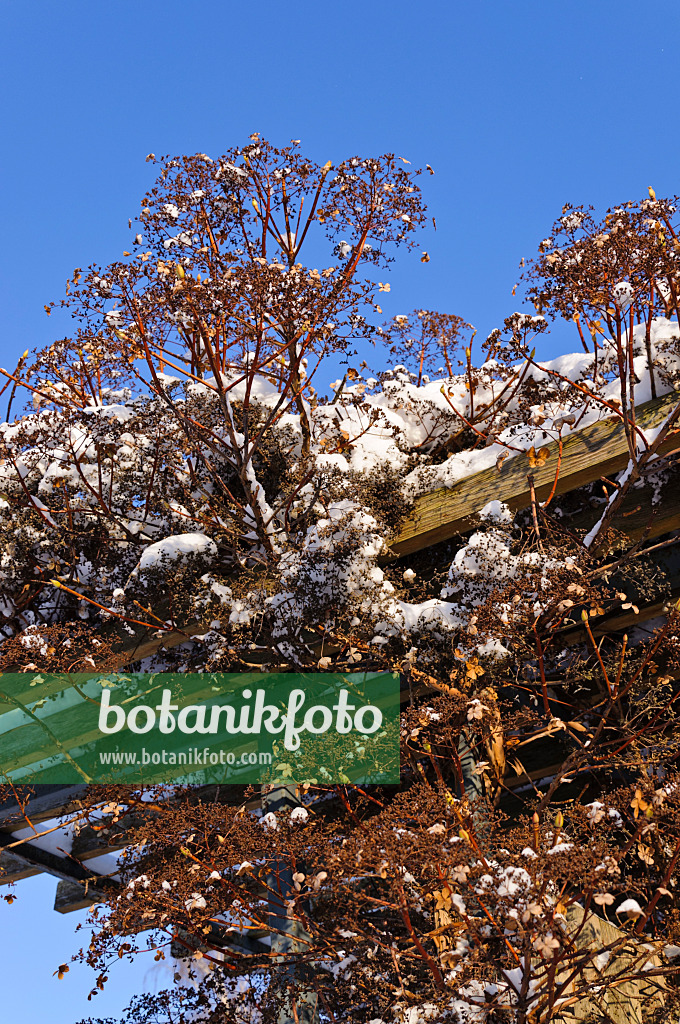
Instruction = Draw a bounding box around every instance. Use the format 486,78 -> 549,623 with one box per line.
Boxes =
0,141 -> 679,1024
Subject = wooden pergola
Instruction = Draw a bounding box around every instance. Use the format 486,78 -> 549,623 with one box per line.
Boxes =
0,390 -> 678,922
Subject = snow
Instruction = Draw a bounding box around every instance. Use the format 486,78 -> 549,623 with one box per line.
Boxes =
0,299 -> 676,691
138,533 -> 217,571
594,950 -> 611,972
104,309 -> 126,329
616,898 -> 644,917
547,842 -> 574,855
478,500 -> 513,525
10,822 -> 74,856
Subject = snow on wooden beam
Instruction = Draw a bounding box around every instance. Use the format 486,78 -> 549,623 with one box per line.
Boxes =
106,395 -> 680,669
390,390 -> 680,556
0,827 -> 117,891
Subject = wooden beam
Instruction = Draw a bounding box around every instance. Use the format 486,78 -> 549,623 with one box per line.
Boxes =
54,878 -> 102,914
390,391 -> 680,556
103,403 -> 679,670
559,593 -> 679,645
0,784 -> 264,888
558,904 -> 666,1023
0,786 -> 91,884
562,472 -> 680,550
113,618 -> 214,670
0,785 -> 88,826
0,850 -> 40,885
0,828 -> 117,892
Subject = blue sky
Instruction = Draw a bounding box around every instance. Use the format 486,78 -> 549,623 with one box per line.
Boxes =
0,873 -> 161,1021
2,0 -> 680,1020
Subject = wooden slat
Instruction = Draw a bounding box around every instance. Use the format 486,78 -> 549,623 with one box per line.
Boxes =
390,391 -> 680,556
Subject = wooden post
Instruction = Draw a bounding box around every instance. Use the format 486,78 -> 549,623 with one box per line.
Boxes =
552,904 -> 666,1024
262,784 -> 319,1024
